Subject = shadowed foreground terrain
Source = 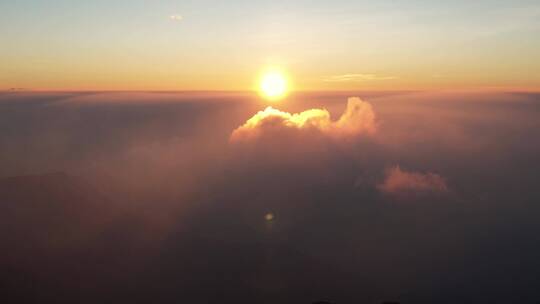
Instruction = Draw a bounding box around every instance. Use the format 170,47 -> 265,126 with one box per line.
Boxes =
1,91 -> 540,303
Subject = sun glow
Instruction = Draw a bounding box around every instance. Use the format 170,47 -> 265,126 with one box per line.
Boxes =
259,70 -> 288,101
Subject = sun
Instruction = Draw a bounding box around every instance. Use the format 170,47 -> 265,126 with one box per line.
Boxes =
259,70 -> 288,101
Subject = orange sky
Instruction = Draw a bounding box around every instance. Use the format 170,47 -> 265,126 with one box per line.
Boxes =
2,1 -> 540,92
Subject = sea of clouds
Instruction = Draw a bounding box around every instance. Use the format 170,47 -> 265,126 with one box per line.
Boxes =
1,90 -> 540,303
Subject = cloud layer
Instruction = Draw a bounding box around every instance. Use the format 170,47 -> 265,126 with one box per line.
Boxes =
1,91 -> 540,303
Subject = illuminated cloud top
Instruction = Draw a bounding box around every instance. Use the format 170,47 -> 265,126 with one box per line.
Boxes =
230,97 -> 376,142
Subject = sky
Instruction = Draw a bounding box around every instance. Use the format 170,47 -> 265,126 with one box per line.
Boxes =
1,0 -> 540,91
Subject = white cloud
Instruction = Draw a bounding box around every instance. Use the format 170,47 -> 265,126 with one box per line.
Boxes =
169,15 -> 183,21
230,97 -> 377,143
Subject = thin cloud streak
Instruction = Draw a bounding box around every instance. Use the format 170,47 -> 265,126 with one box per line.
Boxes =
323,74 -> 397,82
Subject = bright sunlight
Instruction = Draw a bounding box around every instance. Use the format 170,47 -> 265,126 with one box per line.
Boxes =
259,70 -> 288,101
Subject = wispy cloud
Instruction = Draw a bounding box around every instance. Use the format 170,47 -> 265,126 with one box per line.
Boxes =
169,15 -> 183,21
378,166 -> 448,196
322,73 -> 397,82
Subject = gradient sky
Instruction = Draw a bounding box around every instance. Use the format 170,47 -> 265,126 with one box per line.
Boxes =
1,0 -> 540,91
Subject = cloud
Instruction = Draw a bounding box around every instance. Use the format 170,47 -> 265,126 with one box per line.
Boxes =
323,74 -> 397,82
378,166 -> 448,195
230,97 -> 376,142
169,15 -> 183,21
3,91 -> 540,303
